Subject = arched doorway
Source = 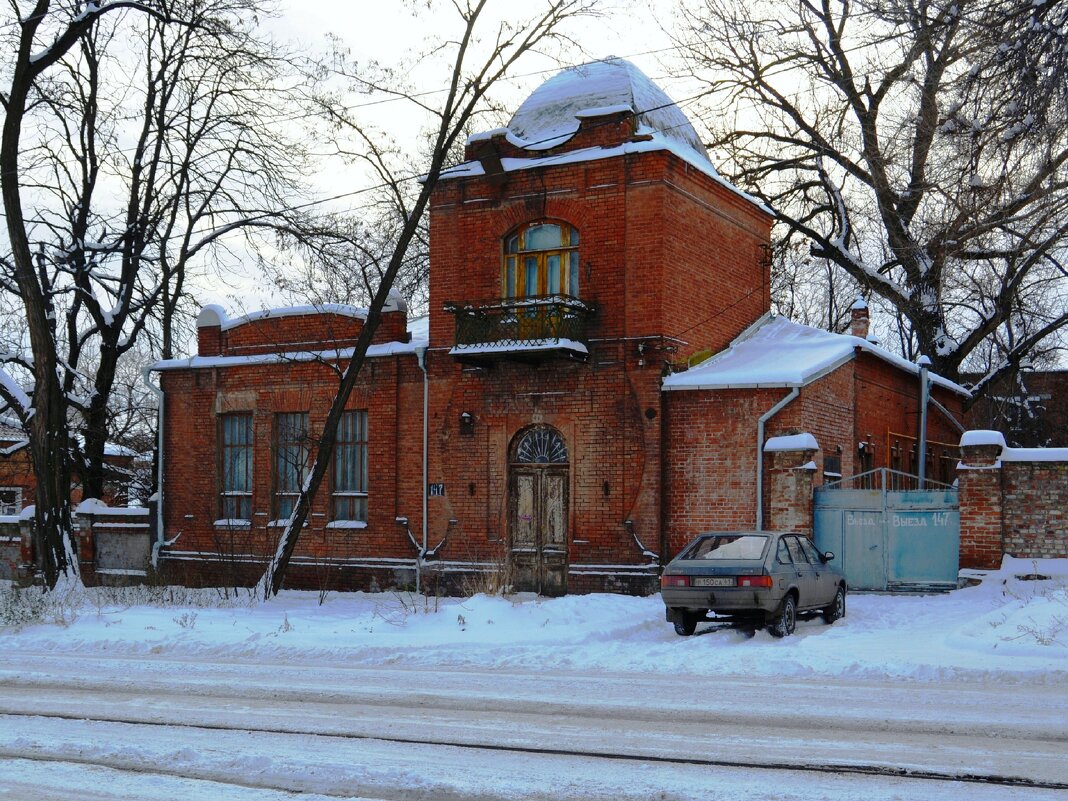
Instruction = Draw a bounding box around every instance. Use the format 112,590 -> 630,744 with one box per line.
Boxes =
509,425 -> 569,596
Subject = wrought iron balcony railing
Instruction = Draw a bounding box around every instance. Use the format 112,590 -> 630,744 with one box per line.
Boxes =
443,295 -> 595,357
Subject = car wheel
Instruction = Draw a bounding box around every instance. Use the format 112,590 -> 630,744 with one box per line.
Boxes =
823,585 -> 846,623
767,594 -> 797,638
673,613 -> 698,636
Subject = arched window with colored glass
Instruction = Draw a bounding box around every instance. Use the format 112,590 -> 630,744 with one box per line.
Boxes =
502,222 -> 579,299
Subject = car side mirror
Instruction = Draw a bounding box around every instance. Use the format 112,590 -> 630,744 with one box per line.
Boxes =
822,551 -> 835,562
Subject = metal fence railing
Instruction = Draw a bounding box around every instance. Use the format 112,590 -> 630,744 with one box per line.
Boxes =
821,467 -> 956,492
444,295 -> 594,350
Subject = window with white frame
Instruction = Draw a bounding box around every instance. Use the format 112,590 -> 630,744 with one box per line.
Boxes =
332,410 -> 368,522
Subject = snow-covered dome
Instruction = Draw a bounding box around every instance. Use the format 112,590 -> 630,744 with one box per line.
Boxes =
506,58 -> 712,166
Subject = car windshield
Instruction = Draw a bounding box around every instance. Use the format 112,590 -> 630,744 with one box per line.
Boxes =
683,535 -> 768,561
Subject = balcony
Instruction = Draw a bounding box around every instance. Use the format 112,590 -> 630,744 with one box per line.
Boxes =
443,295 -> 595,365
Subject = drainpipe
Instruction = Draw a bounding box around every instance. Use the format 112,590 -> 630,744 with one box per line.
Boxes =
415,346 -> 429,590
141,366 -> 165,566
917,355 -> 931,489
755,387 -> 800,531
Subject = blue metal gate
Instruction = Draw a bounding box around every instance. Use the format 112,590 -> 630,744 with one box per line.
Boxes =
813,469 -> 959,592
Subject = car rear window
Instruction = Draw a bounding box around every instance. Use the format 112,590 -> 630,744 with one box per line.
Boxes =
683,535 -> 768,561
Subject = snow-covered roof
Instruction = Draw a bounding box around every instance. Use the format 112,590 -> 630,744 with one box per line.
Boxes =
454,58 -> 769,215
662,314 -> 970,396
505,58 -> 710,162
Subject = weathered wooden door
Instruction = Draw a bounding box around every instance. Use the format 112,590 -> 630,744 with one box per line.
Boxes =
509,427 -> 569,596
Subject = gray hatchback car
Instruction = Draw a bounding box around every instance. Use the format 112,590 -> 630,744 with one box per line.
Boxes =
661,531 -> 847,637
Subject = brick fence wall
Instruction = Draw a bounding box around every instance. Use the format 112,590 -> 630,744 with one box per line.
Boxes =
958,431 -> 1068,568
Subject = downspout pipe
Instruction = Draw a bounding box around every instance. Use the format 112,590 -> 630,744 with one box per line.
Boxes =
141,366 -> 165,566
756,387 -> 800,531
917,355 -> 931,489
415,346 -> 429,591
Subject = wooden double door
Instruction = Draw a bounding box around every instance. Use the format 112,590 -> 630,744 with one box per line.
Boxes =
509,468 -> 568,596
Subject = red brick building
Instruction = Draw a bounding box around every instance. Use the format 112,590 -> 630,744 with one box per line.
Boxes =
151,59 -> 967,594
0,418 -> 137,516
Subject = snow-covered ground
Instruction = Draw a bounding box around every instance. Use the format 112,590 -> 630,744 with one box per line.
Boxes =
1,557 -> 1065,683
0,556 -> 1065,800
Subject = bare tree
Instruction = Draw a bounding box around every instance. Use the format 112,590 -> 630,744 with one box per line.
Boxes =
1,0 -> 358,587
256,0 -> 596,598
673,0 -> 1068,404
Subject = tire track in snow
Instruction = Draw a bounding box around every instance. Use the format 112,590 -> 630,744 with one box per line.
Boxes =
3,710 -> 1066,792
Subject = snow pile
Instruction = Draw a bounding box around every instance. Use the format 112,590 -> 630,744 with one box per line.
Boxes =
1,557 -> 1064,683
764,432 -> 819,451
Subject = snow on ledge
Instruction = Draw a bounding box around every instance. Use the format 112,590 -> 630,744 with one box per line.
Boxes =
75,498 -> 149,516
218,304 -> 368,331
960,430 -> 1006,448
764,433 -> 819,452
151,337 -> 425,372
1002,447 -> 1068,463
439,134 -> 771,216
325,520 -> 368,530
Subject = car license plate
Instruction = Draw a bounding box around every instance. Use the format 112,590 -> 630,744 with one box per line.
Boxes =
693,577 -> 734,587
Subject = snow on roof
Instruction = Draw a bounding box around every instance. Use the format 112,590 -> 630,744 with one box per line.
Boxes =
151,315 -> 429,372
764,433 -> 819,452
662,314 -> 970,396
208,305 -> 371,333
505,59 -> 709,160
453,58 -> 770,215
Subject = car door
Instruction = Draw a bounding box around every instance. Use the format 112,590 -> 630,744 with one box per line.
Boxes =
784,536 -> 817,608
799,536 -> 835,606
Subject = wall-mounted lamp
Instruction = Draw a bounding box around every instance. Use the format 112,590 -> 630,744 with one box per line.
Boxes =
459,411 -> 474,435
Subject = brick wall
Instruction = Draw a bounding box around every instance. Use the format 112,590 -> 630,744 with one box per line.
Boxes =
158,350 -> 426,591
428,149 -> 772,363
958,434 -> 1068,566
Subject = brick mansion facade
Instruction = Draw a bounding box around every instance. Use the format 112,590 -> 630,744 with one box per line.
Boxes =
151,59 -> 967,594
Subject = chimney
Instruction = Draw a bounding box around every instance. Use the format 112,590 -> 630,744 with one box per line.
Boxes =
379,289 -> 410,344
850,296 -> 869,340
196,304 -> 226,357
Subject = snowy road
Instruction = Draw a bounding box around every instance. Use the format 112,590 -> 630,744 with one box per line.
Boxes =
0,651 -> 1065,800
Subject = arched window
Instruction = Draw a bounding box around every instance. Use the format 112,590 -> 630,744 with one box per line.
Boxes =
513,426 -> 568,464
502,221 -> 579,299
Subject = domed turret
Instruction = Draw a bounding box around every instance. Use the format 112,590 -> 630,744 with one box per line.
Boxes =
505,57 -> 711,167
